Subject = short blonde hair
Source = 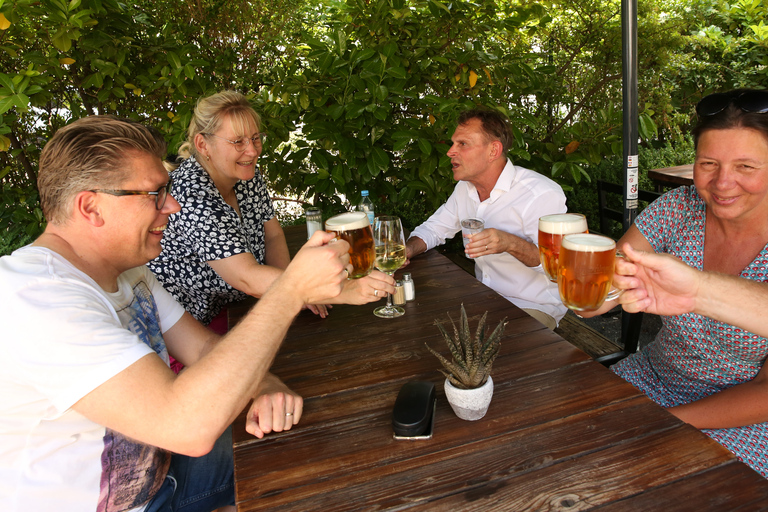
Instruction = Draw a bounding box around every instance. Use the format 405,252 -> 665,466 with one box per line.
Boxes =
179,90 -> 262,159
38,116 -> 166,225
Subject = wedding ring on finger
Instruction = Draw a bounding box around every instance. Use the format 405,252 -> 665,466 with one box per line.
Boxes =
343,268 -> 349,278
374,289 -> 379,297
285,412 -> 293,417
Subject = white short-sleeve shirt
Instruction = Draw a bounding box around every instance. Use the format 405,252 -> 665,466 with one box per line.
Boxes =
0,246 -> 184,512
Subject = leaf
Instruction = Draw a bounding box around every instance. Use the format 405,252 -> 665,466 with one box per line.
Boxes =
0,134 -> 9,151
469,70 -> 478,88
565,140 -> 580,154
483,67 -> 493,85
418,138 -> 432,155
167,51 -> 181,69
52,32 -> 72,52
299,92 -> 309,110
352,48 -> 376,67
371,146 -> 389,170
0,73 -> 15,92
385,67 -> 407,79
0,13 -> 10,30
59,57 -> 76,65
428,0 -> 451,14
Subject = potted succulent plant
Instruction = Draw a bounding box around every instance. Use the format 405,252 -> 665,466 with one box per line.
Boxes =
425,304 -> 507,421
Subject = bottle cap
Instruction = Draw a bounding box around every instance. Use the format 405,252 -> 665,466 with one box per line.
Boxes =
402,272 -> 412,281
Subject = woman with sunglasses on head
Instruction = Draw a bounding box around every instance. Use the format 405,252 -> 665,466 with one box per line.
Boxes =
148,91 -> 394,369
581,89 -> 768,477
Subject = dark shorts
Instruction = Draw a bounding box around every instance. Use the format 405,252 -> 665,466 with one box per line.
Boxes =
144,425 -> 235,512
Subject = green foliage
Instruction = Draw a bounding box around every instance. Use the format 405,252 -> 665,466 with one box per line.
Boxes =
0,185 -> 44,255
0,0 -> 764,245
425,304 -> 506,390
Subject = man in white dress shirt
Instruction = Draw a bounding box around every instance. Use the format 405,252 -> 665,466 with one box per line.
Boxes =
405,109 -> 568,328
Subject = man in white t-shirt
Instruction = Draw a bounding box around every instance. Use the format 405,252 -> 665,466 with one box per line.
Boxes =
406,109 -> 568,329
0,116 -> 355,512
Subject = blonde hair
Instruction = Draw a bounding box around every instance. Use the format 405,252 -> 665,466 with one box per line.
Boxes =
179,90 -> 262,159
38,116 -> 166,225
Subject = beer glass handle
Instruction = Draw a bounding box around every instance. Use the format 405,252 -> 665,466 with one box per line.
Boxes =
606,287 -> 623,301
606,250 -> 627,301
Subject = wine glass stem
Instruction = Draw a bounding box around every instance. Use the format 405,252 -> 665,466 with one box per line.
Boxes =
385,271 -> 394,309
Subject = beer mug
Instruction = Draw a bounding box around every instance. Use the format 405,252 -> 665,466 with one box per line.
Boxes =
325,212 -> 375,279
538,213 -> 588,282
557,233 -> 622,312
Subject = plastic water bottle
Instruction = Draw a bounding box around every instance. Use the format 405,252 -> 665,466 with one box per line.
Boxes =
358,190 -> 375,225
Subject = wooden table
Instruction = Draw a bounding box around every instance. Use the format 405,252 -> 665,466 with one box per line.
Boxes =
648,164 -> 694,190
229,225 -> 768,511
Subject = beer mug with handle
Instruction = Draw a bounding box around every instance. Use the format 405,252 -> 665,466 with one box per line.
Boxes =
557,233 -> 622,312
538,213 -> 588,282
325,212 -> 375,279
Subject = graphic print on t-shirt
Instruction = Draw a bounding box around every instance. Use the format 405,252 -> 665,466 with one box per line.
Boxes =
98,279 -> 171,511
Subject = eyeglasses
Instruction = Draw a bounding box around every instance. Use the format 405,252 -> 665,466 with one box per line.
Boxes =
90,178 -> 173,210
203,132 -> 266,152
696,90 -> 768,117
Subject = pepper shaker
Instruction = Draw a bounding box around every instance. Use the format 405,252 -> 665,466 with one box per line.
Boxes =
393,280 -> 406,306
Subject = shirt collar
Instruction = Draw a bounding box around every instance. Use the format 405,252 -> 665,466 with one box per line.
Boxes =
467,158 -> 515,203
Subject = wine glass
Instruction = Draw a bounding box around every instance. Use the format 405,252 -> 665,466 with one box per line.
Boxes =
373,215 -> 407,318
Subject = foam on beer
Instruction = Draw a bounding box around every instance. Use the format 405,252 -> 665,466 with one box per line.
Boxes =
561,233 -> 615,252
538,214 -> 588,235
325,211 -> 370,230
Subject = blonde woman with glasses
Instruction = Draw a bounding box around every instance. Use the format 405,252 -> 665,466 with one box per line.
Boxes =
149,91 -> 393,372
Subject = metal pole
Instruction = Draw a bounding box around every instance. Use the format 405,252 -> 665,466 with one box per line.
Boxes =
622,0 -> 638,228
621,0 -> 642,355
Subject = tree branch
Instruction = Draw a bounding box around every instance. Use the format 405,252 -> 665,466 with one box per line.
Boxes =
544,72 -> 621,142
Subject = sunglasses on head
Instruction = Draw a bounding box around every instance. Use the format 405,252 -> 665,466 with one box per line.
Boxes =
696,90 -> 768,117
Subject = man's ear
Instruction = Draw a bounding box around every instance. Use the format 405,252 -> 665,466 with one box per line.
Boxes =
489,140 -> 503,160
73,191 -> 106,227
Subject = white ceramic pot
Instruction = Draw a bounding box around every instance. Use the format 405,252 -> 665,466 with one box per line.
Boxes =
443,375 -> 494,421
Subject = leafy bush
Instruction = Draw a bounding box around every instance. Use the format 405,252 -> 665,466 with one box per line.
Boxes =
0,186 -> 45,256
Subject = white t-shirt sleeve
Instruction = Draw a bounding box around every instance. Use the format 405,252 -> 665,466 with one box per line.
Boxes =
10,276 -> 156,414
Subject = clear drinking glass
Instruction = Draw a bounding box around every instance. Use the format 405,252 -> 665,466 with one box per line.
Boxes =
373,215 -> 407,318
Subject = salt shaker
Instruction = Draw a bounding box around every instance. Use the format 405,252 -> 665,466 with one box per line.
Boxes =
402,272 -> 415,301
305,207 -> 322,239
393,281 -> 406,306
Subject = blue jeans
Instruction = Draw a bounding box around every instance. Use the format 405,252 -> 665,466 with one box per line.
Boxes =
145,426 -> 235,512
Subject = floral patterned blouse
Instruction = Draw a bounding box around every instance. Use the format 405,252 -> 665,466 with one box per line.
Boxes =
612,185 -> 768,477
147,156 -> 274,325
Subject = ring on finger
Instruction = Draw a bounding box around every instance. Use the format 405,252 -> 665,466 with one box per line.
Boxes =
343,268 -> 349,278
374,289 -> 379,297
285,412 -> 293,417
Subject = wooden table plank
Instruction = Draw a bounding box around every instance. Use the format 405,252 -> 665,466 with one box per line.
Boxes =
647,163 -> 693,189
596,462 -> 768,512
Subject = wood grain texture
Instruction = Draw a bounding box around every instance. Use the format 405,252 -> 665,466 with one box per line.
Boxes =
230,225 -> 768,511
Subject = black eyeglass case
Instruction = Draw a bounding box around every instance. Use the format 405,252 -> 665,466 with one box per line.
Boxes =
392,381 -> 436,440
